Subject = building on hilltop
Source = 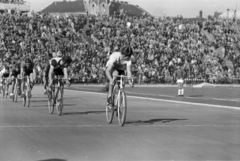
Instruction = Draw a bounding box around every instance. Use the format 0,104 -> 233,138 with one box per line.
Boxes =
41,0 -> 87,16
41,0 -> 152,17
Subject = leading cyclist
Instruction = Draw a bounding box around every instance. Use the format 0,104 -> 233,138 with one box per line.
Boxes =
105,22 -> 134,105
48,51 -> 72,87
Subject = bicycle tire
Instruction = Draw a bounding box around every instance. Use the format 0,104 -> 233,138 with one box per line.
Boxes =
48,89 -> 54,114
13,82 -> 18,102
26,91 -> 30,107
106,85 -> 117,123
23,94 -> 26,106
118,90 -> 127,126
56,86 -> 64,116
2,86 -> 5,98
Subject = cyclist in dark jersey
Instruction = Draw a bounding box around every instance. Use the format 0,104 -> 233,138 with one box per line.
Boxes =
9,64 -> 21,98
20,58 -> 36,96
0,65 -> 10,96
48,54 -> 72,87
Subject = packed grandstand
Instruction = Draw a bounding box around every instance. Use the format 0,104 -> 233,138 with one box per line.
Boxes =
0,1 -> 240,85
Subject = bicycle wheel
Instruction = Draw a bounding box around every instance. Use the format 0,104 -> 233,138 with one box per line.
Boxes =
48,89 -> 54,114
13,82 -> 18,102
117,90 -> 127,126
2,85 -> 5,98
106,85 -> 117,123
22,92 -> 26,107
56,86 -> 64,116
26,91 -> 31,107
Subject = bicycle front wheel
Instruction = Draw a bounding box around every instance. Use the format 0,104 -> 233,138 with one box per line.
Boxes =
2,86 -> 5,98
13,83 -> 18,103
56,86 -> 64,116
117,90 -> 127,126
22,94 -> 26,107
106,85 -> 117,123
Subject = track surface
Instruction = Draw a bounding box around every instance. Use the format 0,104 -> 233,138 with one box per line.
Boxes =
0,86 -> 240,161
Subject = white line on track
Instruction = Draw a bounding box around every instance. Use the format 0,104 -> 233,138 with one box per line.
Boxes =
66,89 -> 240,111
0,125 -> 240,128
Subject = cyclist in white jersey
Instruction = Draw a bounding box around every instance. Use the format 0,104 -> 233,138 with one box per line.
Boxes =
105,46 -> 134,105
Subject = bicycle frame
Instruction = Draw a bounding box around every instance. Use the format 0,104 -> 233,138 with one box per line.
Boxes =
106,75 -> 134,126
21,76 -> 31,107
12,77 -> 20,102
2,78 -> 9,98
48,76 -> 66,116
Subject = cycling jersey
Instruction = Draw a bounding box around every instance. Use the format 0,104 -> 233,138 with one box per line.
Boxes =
106,52 -> 132,71
50,57 -> 64,76
21,62 -> 34,76
0,68 -> 10,78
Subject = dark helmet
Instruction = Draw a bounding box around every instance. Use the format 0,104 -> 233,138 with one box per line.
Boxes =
25,58 -> 32,64
120,46 -> 133,57
62,56 -> 72,65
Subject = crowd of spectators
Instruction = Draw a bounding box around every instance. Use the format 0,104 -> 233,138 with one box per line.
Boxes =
0,10 -> 240,84
0,0 -> 26,5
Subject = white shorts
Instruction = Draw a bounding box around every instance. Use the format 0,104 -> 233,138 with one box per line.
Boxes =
177,79 -> 184,84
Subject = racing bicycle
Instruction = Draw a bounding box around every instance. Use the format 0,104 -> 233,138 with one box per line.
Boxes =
106,75 -> 134,126
11,77 -> 20,103
47,76 -> 69,116
21,76 -> 32,107
2,78 -> 9,99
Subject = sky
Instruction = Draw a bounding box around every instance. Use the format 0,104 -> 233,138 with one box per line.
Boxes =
27,0 -> 239,18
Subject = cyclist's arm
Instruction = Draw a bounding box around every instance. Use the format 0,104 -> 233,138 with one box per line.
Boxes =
32,68 -> 37,81
126,61 -> 132,79
20,68 -> 24,79
63,67 -> 69,80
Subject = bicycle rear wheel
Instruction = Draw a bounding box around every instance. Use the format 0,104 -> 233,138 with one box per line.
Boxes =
48,89 -> 54,114
117,90 -> 127,126
106,85 -> 117,123
56,86 -> 64,116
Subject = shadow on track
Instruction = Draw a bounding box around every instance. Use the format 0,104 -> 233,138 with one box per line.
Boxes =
189,95 -> 203,97
37,159 -> 67,161
63,111 -> 105,116
31,100 -> 48,103
126,118 -> 188,125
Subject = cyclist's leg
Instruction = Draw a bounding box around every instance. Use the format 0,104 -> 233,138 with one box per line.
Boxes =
43,67 -> 49,94
4,77 -> 9,95
29,73 -> 34,90
10,76 -> 16,96
107,69 -> 117,103
21,73 -> 26,96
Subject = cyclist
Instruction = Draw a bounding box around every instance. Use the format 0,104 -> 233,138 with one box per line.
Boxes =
9,64 -> 21,98
105,46 -> 134,105
48,51 -> 72,88
43,52 -> 57,95
20,58 -> 37,97
0,65 -> 10,96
